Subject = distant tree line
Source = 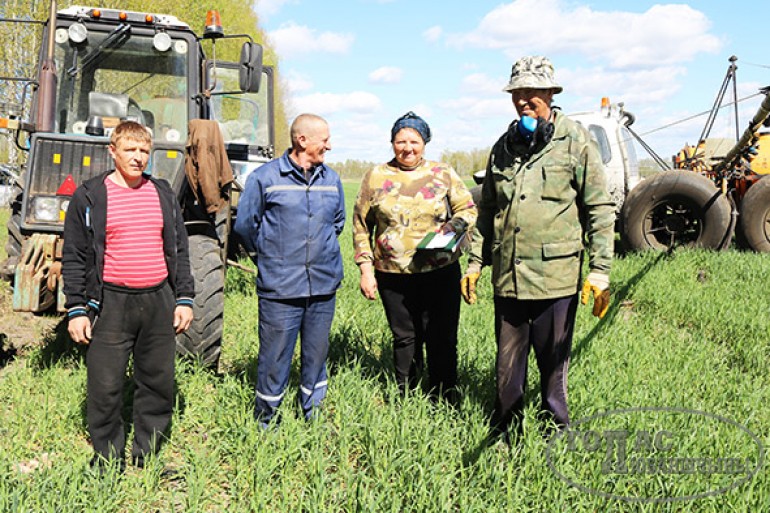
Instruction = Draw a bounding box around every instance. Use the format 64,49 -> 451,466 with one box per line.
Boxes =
438,148 -> 490,177
329,151 -> 673,184
639,158 -> 667,178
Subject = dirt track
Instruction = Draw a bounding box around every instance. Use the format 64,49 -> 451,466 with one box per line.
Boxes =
0,281 -> 61,352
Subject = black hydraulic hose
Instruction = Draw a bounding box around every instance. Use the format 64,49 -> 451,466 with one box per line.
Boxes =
625,125 -> 670,171
697,57 -> 736,147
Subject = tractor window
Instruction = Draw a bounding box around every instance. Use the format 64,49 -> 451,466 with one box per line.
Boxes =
53,26 -> 191,143
588,124 -> 612,165
208,65 -> 272,149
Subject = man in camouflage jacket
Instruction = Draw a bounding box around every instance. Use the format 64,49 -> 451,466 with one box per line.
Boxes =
461,56 -> 615,439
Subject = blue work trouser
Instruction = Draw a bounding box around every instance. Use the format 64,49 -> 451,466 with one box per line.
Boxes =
255,294 -> 336,425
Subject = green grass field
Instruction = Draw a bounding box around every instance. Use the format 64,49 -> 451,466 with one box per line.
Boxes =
0,183 -> 768,512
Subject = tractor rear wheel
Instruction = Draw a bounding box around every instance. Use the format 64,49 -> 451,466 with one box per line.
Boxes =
738,176 -> 770,252
176,234 -> 224,369
621,171 -> 732,251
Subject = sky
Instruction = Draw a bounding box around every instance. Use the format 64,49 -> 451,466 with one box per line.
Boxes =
254,0 -> 770,167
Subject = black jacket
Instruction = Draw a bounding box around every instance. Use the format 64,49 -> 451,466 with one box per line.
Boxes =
62,171 -> 195,317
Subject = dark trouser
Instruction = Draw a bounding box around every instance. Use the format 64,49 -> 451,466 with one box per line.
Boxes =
255,294 -> 336,425
377,262 -> 461,399
86,281 -> 176,463
491,294 -> 578,433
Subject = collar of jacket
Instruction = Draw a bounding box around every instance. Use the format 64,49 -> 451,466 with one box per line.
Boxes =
278,149 -> 327,183
80,170 -> 113,193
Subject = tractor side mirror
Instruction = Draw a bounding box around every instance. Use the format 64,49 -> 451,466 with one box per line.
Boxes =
239,42 -> 263,93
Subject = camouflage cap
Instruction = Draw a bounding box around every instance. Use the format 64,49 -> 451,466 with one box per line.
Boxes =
502,56 -> 563,94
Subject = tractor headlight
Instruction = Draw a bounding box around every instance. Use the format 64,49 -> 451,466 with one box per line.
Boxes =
153,32 -> 172,52
68,22 -> 88,44
30,196 -> 61,223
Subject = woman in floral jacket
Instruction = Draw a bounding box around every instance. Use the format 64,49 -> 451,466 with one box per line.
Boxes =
353,112 -> 477,404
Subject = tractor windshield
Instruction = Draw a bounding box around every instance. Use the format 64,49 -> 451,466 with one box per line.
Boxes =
53,24 -> 192,143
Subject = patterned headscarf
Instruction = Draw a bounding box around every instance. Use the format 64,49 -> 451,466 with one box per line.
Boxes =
390,111 -> 432,144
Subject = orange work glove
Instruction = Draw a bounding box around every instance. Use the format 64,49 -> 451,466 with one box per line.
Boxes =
580,271 -> 610,318
461,262 -> 482,305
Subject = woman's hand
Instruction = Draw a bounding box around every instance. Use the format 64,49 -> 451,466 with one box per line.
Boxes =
358,262 -> 378,300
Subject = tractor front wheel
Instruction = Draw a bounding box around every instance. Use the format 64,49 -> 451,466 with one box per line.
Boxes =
2,186 -> 24,281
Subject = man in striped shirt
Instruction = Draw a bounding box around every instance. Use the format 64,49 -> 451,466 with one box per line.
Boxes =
63,121 -> 194,473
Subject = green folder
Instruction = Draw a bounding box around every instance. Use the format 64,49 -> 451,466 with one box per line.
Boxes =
416,231 -> 467,252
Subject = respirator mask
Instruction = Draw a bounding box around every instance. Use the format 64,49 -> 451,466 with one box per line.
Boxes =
505,115 -> 554,155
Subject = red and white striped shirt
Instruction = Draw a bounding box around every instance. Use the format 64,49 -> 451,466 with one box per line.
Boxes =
103,177 -> 168,288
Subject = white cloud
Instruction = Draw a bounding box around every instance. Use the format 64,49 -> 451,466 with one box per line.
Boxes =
368,67 -> 404,84
253,0 -> 297,18
460,73 -> 506,95
267,22 -> 354,59
423,26 -> 442,43
438,95 -> 513,121
290,91 -> 382,117
283,70 -> 314,93
438,0 -> 724,159
326,118 -> 391,163
558,65 -> 687,107
450,0 -> 722,69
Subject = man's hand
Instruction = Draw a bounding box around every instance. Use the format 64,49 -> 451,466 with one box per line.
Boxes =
358,262 -> 378,300
581,271 -> 610,318
68,316 -> 92,345
460,262 -> 482,305
174,305 -> 194,334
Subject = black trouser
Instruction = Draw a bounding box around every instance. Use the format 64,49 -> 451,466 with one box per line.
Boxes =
376,262 -> 461,398
491,294 -> 578,432
86,280 -> 176,463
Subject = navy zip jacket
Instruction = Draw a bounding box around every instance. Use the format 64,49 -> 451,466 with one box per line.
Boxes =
233,150 -> 345,299
62,171 -> 195,318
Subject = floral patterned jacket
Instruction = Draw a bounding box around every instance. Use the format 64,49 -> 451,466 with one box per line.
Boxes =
353,159 -> 477,274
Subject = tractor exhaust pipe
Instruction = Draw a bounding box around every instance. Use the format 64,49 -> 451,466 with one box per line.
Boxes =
35,0 -> 58,133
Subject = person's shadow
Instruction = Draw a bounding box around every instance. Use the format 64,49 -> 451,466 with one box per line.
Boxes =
32,317 -> 86,368
0,334 -> 16,368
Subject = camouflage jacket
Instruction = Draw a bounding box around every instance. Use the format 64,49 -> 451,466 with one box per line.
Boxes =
469,112 -> 615,299
353,160 -> 477,274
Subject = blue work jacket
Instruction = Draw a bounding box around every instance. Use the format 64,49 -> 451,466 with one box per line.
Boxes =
234,151 -> 345,299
